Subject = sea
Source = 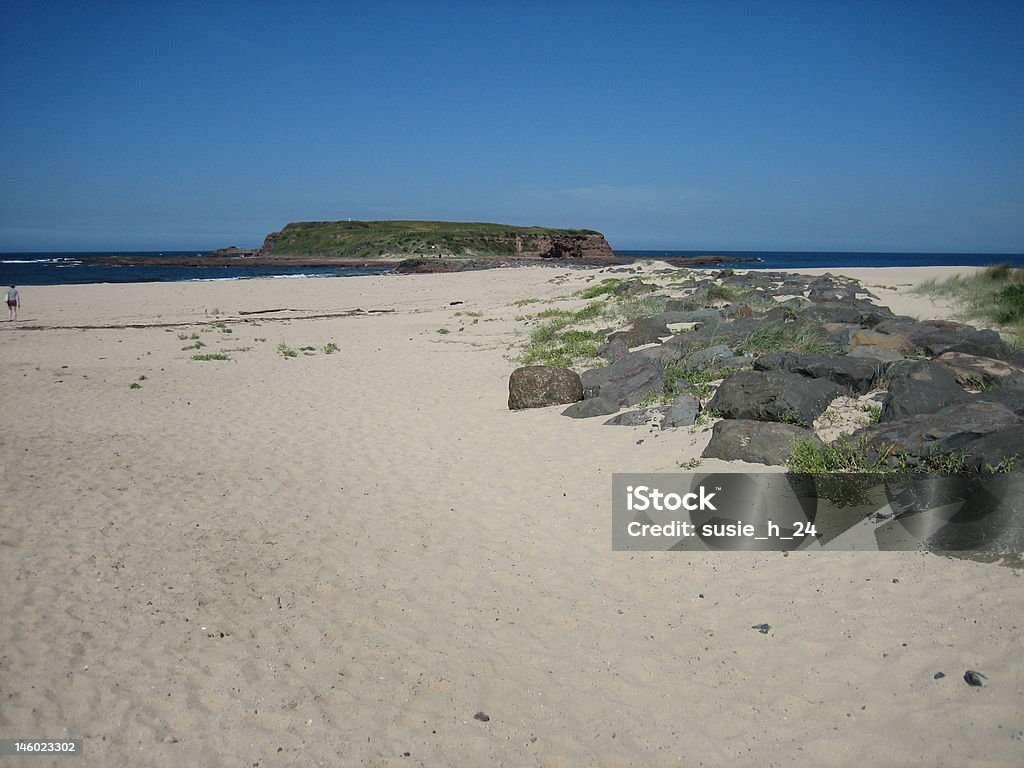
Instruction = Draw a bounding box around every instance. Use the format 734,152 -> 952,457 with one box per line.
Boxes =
2,250 -> 1023,286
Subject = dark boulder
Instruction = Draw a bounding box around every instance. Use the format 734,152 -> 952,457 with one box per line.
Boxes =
852,401 -> 1021,468
597,336 -> 630,363
612,277 -> 656,297
604,407 -> 669,426
702,419 -> 824,466
561,396 -> 619,419
808,281 -> 858,303
682,344 -> 734,370
753,352 -> 881,394
873,319 -> 975,356
509,366 -> 584,410
608,314 -> 670,348
846,345 -> 906,363
661,392 -> 700,428
935,352 -> 1024,390
706,370 -> 843,426
660,308 -> 724,325
805,303 -> 866,325
942,329 -> 1015,361
881,361 -> 970,421
961,427 -> 1024,472
581,353 -> 664,407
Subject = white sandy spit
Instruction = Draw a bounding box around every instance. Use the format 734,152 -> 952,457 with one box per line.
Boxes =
1,264 -> 1020,767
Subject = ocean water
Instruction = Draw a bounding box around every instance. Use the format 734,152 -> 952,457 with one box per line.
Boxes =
2,250 -> 1022,286
0,252 -> 390,286
617,250 -> 1024,271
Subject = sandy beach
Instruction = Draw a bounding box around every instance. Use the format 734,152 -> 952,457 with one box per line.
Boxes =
1,264 -> 1021,767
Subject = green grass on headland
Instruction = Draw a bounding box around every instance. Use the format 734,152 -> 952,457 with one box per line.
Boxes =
266,220 -> 603,259
915,263 -> 1024,341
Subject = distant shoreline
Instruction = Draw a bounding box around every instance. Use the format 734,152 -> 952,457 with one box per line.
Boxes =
2,250 -> 1022,287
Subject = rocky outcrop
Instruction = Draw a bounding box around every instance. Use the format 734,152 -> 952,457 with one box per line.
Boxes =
530,234 -> 615,261
515,268 -> 1024,479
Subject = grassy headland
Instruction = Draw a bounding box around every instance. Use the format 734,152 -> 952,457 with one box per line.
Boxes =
263,220 -> 605,260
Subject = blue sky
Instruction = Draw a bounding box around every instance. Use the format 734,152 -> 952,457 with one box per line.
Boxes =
1,1 -> 1022,252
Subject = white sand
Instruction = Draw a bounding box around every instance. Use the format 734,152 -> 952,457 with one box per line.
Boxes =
1,265 -> 1021,767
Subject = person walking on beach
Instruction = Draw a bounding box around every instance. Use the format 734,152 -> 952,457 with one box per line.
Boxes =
6,285 -> 19,321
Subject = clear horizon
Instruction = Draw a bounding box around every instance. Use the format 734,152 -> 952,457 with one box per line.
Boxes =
1,1 -> 1022,253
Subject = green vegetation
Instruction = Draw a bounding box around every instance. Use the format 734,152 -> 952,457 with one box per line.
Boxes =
520,327 -> 605,368
705,284 -> 738,302
191,352 -> 231,361
323,343 -> 339,354
663,362 -> 725,402
736,321 -> 837,356
181,341 -> 205,351
575,277 -> 625,299
515,299 -> 610,369
787,438 -> 1012,478
613,295 -> 668,324
788,438 -> 896,474
277,342 -> 298,358
916,263 -> 1024,339
265,220 -> 603,259
129,382 -> 141,390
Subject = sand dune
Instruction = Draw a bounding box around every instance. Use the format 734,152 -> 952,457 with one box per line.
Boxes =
1,265 -> 1021,767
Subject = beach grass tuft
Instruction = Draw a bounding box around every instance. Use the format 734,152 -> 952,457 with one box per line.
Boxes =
915,263 -> 1024,338
736,321 -> 837,356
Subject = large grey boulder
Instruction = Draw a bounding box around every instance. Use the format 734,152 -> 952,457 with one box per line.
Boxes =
707,370 -> 844,426
702,419 -> 824,466
753,352 -> 881,394
942,329 -> 1015,361
873,319 -> 975,356
581,353 -> 664,407
881,361 -> 970,421
597,336 -> 630,363
846,345 -> 906,363
852,401 -> 1021,468
935,352 -> 1024,390
608,315 -> 670,348
604,407 -> 669,426
960,426 -> 1024,472
660,308 -> 724,325
561,396 -> 619,419
661,392 -> 700,428
508,366 -> 583,410
682,344 -> 734,370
